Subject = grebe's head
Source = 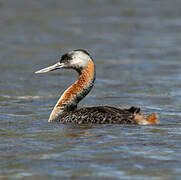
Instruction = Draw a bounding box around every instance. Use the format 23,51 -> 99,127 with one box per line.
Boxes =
35,49 -> 92,74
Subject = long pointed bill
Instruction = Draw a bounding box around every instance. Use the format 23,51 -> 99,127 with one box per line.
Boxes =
35,62 -> 64,74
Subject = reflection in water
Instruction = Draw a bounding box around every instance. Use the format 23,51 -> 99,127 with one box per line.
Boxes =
0,0 -> 181,179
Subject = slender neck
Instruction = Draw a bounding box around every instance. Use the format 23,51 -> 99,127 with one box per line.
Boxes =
48,60 -> 95,122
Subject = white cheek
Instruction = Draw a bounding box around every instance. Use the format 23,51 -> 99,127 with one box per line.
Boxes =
72,56 -> 90,68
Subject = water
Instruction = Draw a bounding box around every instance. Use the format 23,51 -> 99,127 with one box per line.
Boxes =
1,0 -> 181,179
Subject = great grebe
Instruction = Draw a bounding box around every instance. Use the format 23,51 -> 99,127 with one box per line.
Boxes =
35,49 -> 158,125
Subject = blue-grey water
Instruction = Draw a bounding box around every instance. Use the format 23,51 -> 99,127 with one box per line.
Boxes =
1,0 -> 181,179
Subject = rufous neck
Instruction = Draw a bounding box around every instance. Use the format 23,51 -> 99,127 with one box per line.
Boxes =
48,60 -> 95,122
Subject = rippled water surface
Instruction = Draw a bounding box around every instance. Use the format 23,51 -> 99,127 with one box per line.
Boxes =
1,0 -> 181,179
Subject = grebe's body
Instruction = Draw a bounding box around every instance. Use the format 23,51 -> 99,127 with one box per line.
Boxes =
35,49 -> 158,125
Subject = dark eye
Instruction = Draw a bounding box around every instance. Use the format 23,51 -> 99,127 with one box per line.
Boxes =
60,53 -> 72,64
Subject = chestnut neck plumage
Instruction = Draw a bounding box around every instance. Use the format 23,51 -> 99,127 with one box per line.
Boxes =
48,60 -> 95,122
